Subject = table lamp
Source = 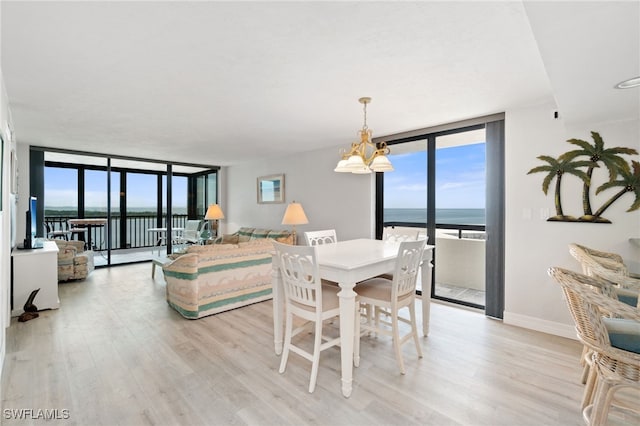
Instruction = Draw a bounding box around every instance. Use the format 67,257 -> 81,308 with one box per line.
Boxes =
281,201 -> 308,245
205,204 -> 225,238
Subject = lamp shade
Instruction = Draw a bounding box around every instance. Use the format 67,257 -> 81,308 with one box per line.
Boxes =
370,155 -> 394,172
281,202 -> 309,225
204,204 -> 225,220
334,159 -> 351,172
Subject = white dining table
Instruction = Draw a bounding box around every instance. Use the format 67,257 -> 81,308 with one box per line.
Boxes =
271,238 -> 434,398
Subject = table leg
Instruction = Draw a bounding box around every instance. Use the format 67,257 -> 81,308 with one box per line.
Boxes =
338,280 -> 357,398
272,257 -> 284,355
421,249 -> 434,336
86,225 -> 93,251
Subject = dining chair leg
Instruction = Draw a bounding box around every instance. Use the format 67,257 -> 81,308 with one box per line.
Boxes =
409,302 -> 423,358
392,314 -> 406,375
582,362 -> 597,410
588,376 -> 610,426
354,303 -> 361,368
580,346 -> 589,383
308,320 -> 323,393
374,306 -> 382,338
279,311 -> 293,374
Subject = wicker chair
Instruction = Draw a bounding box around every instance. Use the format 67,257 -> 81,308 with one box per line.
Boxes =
548,267 -> 640,426
568,243 -> 628,276
569,243 -> 639,307
568,243 -> 640,399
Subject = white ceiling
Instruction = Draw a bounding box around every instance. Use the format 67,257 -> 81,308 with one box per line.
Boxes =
1,1 -> 638,167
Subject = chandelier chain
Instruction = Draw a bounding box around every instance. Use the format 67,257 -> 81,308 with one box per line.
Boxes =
362,101 -> 368,130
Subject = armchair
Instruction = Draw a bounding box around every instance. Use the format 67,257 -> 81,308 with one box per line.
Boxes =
53,240 -> 95,281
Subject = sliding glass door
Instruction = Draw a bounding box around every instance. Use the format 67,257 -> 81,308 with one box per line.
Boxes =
38,148 -> 219,267
377,117 -> 504,317
432,129 -> 486,307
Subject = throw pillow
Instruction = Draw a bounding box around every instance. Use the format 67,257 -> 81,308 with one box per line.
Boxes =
276,235 -> 294,245
267,230 -> 292,239
220,234 -> 239,244
250,229 -> 271,240
237,227 -> 255,242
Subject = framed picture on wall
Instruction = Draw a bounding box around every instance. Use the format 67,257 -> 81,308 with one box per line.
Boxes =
257,174 -> 285,204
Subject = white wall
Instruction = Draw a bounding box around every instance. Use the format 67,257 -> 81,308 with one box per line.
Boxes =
504,102 -> 640,338
0,68 -> 16,385
223,147 -> 374,243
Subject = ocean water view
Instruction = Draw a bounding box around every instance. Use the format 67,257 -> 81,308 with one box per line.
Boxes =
384,208 -> 485,225
46,207 -> 485,226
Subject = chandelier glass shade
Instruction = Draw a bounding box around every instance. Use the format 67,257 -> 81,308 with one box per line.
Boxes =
334,97 -> 393,174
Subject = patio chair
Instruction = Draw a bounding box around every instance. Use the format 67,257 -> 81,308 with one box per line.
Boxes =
44,222 -> 70,240
181,220 -> 205,245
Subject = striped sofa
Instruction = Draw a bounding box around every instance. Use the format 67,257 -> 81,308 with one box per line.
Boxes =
162,239 -> 277,319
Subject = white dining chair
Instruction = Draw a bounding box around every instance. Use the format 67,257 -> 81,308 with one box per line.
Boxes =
354,239 -> 426,374
272,241 -> 342,393
304,229 -> 337,246
382,226 -> 421,243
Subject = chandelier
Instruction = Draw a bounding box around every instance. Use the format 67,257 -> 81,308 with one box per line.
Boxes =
334,97 -> 394,174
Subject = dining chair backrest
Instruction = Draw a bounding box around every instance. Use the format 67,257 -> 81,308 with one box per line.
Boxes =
383,227 -> 422,243
569,243 -> 629,277
548,267 -> 610,350
304,229 -> 337,246
273,241 -> 323,312
392,239 -> 427,301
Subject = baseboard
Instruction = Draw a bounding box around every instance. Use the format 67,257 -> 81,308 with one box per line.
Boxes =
504,311 -> 577,340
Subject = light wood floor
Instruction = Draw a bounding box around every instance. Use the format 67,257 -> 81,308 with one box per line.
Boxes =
2,263 -> 637,425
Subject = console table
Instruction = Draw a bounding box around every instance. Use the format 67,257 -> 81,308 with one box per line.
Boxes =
11,240 -> 59,316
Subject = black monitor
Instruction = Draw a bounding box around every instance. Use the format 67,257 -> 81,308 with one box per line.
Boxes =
24,196 -> 42,249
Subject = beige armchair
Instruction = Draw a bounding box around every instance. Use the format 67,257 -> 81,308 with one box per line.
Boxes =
53,240 -> 95,281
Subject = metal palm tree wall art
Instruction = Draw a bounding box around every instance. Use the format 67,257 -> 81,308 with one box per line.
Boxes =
528,131 -> 639,223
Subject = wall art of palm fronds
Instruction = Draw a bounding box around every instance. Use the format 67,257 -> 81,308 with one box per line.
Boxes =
528,131 -> 639,223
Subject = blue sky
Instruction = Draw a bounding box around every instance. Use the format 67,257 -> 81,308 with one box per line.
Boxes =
44,168 -> 188,208
384,142 -> 486,209
45,143 -> 485,209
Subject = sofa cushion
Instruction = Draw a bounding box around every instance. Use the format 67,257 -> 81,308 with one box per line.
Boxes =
58,248 -> 76,264
603,317 -> 640,354
220,234 -> 239,244
237,227 -> 255,242
250,228 -> 271,240
186,244 -> 239,254
73,253 -> 89,265
277,235 -> 294,245
266,230 -> 291,239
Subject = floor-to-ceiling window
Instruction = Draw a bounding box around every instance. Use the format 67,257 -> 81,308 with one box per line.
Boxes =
36,148 -> 219,267
43,166 -> 78,238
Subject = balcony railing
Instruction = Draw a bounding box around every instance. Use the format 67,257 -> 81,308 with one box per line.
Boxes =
383,222 -> 486,308
44,214 -> 189,250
